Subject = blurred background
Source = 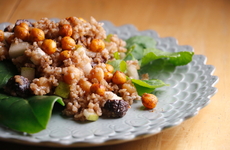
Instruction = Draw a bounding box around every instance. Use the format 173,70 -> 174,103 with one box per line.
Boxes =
0,0 -> 229,149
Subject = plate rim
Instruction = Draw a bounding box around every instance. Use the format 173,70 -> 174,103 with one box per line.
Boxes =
0,19 -> 219,147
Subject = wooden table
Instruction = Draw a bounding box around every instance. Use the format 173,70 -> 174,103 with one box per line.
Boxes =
0,0 -> 228,149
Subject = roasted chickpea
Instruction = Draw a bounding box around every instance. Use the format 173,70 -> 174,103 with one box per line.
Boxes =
59,50 -> 71,60
141,93 -> 158,109
61,36 -> 76,50
0,30 -> 4,42
29,28 -> 45,42
89,39 -> 105,52
90,67 -> 104,82
105,64 -> 114,73
59,24 -> 73,37
14,25 -> 29,40
78,79 -> 92,94
104,72 -> 113,82
6,34 -> 15,44
19,22 -> 29,31
63,66 -> 82,85
90,83 -> 105,96
112,71 -> 127,84
41,39 -> 57,54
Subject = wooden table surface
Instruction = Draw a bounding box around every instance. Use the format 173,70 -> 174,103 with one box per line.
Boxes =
0,0 -> 228,149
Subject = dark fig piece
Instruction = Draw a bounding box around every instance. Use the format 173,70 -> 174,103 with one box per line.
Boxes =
102,99 -> 129,118
4,75 -> 31,98
4,24 -> 14,32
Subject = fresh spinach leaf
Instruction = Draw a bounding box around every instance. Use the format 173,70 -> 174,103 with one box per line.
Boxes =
107,60 -> 127,73
125,36 -> 156,60
0,61 -> 64,133
0,61 -> 18,89
0,94 -> 64,133
140,48 -> 194,67
126,35 -> 156,50
125,35 -> 194,67
131,79 -> 169,96
139,59 -> 176,79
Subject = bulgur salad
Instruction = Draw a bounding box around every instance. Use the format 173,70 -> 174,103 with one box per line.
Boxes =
0,17 -> 193,133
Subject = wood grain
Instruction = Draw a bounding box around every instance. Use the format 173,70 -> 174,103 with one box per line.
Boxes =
0,0 -> 229,149
0,0 -> 19,22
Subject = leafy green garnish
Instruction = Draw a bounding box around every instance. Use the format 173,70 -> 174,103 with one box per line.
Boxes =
107,60 -> 127,73
131,79 -> 169,96
0,61 -> 18,89
0,93 -> 64,133
140,48 -> 194,66
124,36 -> 156,61
123,35 -> 194,95
0,61 -> 64,133
125,35 -> 194,67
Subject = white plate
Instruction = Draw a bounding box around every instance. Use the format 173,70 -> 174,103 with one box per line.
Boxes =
0,19 -> 218,147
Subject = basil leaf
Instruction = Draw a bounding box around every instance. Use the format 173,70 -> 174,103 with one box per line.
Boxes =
131,79 -> 169,96
0,61 -> 18,89
107,60 -> 127,72
0,94 -> 64,133
141,48 -> 194,67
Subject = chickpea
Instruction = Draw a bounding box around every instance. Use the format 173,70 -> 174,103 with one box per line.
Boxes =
90,83 -> 105,96
14,25 -> 29,40
59,50 -> 71,60
0,30 -> 4,42
104,72 -> 113,82
90,67 -> 104,82
61,36 -> 76,50
105,64 -> 114,73
78,79 -> 92,94
63,66 -> 82,85
112,71 -> 127,84
19,22 -> 29,31
89,39 -> 105,52
41,39 -> 57,54
59,24 -> 73,37
29,28 -> 45,42
6,34 -> 15,44
141,93 -> 158,109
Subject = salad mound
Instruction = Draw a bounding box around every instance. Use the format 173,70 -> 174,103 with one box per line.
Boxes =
0,17 -> 193,133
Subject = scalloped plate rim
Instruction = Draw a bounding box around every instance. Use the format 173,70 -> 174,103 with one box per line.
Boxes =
0,19 -> 219,147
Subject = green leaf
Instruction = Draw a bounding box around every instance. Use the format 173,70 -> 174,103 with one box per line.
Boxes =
0,94 -> 64,133
140,48 -> 194,67
131,79 -> 169,96
139,59 -> 176,79
126,35 -> 156,50
107,60 -> 127,73
125,36 -> 156,60
0,61 -> 18,89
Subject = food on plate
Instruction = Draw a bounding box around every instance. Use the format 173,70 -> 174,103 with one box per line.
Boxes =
0,16 -> 194,133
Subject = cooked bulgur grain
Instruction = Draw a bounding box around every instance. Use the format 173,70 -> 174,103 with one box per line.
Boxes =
0,16 -> 142,121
